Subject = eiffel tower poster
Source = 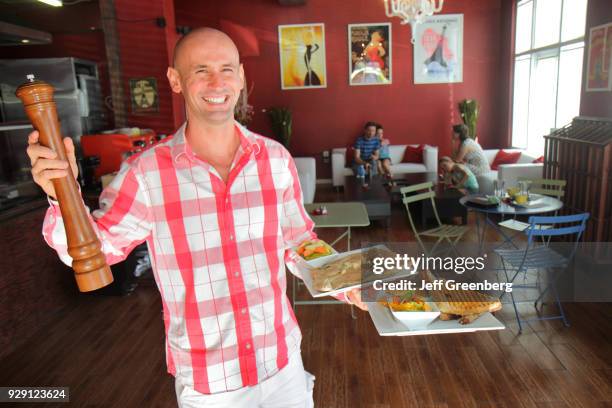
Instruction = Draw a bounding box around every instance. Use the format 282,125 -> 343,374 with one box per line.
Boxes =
413,14 -> 463,84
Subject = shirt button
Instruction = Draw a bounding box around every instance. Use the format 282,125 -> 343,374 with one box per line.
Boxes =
245,343 -> 251,349
229,234 -> 234,241
241,308 -> 247,314
234,272 -> 239,277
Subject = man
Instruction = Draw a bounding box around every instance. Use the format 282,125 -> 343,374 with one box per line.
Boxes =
353,121 -> 380,179
26,28 -> 367,407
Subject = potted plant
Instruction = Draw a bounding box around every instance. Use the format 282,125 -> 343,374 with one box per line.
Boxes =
458,99 -> 479,140
266,107 -> 292,149
234,80 -> 254,126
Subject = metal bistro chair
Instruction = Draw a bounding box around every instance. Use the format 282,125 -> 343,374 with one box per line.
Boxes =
400,182 -> 470,256
494,212 -> 589,333
497,178 -> 566,248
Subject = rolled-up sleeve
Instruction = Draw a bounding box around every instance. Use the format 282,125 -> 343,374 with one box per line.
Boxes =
42,162 -> 153,266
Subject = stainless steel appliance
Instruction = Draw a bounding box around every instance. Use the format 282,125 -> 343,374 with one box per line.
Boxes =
0,57 -> 106,190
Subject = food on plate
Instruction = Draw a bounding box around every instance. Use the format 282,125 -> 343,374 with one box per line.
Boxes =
378,291 -> 431,312
296,239 -> 333,261
312,253 -> 361,291
311,246 -> 397,292
421,270 -> 502,325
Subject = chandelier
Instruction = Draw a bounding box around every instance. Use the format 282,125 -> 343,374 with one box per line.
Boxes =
384,0 -> 444,44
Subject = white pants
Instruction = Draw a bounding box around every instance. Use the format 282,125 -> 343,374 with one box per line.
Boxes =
175,353 -> 315,408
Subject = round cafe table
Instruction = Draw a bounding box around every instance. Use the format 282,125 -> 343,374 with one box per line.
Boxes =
459,194 -> 564,250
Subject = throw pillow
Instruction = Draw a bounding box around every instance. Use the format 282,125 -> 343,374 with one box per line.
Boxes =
402,144 -> 424,163
491,150 -> 521,170
532,156 -> 544,163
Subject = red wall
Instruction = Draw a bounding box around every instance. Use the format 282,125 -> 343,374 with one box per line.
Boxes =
176,0 -> 512,177
580,0 -> 612,119
114,0 -> 179,134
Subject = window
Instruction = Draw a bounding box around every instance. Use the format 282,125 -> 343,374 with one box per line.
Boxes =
511,0 -> 587,154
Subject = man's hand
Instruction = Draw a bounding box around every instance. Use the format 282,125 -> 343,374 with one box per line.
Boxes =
26,130 -> 78,199
346,288 -> 368,311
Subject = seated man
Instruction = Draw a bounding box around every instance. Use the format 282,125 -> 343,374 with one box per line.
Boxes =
353,121 -> 380,178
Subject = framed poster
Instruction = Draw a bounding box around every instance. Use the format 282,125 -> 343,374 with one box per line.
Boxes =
278,23 -> 327,90
129,77 -> 159,113
586,23 -> 611,92
348,23 -> 392,86
413,14 -> 463,84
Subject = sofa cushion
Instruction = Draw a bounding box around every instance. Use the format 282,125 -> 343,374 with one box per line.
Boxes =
402,144 -> 424,163
532,156 -> 544,163
388,145 -> 406,163
294,157 -> 316,204
491,150 -> 521,170
516,152 -> 537,163
392,163 -> 428,174
476,171 -> 498,194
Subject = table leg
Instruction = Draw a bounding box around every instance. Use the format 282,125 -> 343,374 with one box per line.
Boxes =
478,213 -> 490,254
485,216 -> 519,249
474,210 -> 482,252
292,274 -> 296,309
347,226 -> 351,251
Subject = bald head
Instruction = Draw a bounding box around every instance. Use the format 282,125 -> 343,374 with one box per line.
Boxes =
173,27 -> 240,68
166,26 -> 245,126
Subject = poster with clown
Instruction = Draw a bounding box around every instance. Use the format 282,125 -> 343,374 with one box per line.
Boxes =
413,14 -> 463,84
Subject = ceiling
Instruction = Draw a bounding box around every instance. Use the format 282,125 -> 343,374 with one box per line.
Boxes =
0,0 -> 100,36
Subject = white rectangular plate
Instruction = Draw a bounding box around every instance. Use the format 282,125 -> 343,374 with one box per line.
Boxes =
294,245 -> 413,299
368,302 -> 505,336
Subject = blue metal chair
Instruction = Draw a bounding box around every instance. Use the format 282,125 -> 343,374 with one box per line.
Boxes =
494,213 -> 589,333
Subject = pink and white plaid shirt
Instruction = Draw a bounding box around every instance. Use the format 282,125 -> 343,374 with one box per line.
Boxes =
42,122 -> 332,394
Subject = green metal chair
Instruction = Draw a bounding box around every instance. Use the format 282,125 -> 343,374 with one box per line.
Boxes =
400,181 -> 470,255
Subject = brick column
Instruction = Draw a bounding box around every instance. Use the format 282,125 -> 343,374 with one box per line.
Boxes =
99,0 -> 128,127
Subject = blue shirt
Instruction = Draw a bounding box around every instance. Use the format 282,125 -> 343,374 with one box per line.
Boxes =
379,144 -> 390,159
354,136 -> 381,161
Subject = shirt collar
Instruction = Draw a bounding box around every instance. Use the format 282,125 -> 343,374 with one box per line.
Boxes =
171,120 -> 260,164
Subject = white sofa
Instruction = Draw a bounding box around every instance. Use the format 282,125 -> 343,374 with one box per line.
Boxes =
331,145 -> 438,188
477,149 -> 543,194
294,157 -> 316,204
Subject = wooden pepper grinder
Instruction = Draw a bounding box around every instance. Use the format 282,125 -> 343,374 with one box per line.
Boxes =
16,75 -> 113,292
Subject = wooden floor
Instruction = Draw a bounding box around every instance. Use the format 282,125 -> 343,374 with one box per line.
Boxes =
1,185 -> 611,407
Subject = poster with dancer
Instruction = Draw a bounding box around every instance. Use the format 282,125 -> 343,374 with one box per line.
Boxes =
585,23 -> 611,91
278,23 -> 327,90
413,14 -> 463,84
348,23 -> 392,86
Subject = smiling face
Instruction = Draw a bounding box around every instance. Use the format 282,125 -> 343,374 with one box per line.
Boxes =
364,125 -> 376,139
167,28 -> 244,126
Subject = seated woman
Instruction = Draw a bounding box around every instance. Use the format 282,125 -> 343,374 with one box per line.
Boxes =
376,124 -> 393,181
439,156 -> 479,194
451,124 -> 490,177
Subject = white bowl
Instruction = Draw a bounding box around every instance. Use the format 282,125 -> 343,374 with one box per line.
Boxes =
389,302 -> 440,330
